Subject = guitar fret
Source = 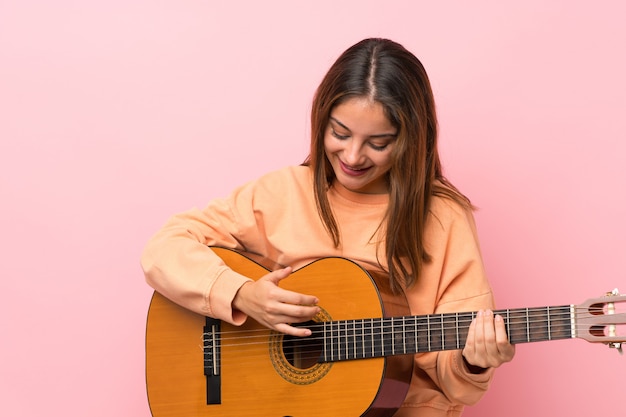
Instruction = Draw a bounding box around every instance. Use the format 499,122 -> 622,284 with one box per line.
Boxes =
507,308 -> 527,344
337,320 -> 342,361
441,314 -> 445,350
455,313 -> 460,350
328,322 -> 335,361
357,319 -> 364,358
368,318 -> 374,358
402,317 -> 407,354
335,321 -> 340,360
344,320 -> 349,360
427,315 -> 431,351
398,317 -> 403,354
342,321 -> 346,360
397,317 -> 402,355
343,320 -> 348,360
506,309 -> 511,340
386,318 -> 392,356
372,318 -> 382,357
351,321 -> 356,359
337,321 -> 346,360
378,319 -> 385,356
389,317 -> 396,354
326,321 -> 331,361
332,322 -> 341,361
526,308 -> 530,343
547,307 -> 551,340
417,315 -> 428,352
341,320 -> 346,360
336,321 -> 341,361
358,319 -> 363,358
330,321 -> 335,361
349,320 -> 355,359
322,321 -> 328,362
392,316 -> 405,355
413,317 -> 419,353
359,319 -> 367,359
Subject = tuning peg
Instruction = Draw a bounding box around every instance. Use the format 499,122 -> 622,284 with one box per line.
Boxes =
605,289 -> 623,354
607,342 -> 623,354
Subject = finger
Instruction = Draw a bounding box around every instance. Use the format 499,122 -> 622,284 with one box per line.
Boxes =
280,290 -> 320,308
480,313 -> 514,367
481,310 -> 497,355
462,310 -> 486,369
473,310 -> 486,347
264,268 -> 319,307
494,314 -> 509,346
263,266 -> 293,285
465,310 -> 479,349
278,302 -> 320,320
274,322 -> 314,337
262,299 -> 320,328
494,314 -> 516,361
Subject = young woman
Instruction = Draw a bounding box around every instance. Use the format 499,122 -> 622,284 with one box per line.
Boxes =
142,38 -> 514,417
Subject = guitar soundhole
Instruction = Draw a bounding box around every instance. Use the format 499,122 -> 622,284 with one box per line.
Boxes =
268,309 -> 332,384
283,321 -> 322,369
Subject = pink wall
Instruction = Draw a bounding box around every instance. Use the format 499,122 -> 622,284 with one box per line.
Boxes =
1,1 -> 624,416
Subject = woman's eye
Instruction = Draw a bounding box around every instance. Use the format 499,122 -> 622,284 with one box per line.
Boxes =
369,143 -> 389,151
331,129 -> 350,140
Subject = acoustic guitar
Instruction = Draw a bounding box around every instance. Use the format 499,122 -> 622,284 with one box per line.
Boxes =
145,247 -> 625,417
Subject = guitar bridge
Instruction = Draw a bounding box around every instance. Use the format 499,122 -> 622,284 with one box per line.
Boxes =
203,318 -> 222,404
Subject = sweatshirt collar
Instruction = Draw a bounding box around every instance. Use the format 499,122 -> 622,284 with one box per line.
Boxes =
329,181 -> 389,205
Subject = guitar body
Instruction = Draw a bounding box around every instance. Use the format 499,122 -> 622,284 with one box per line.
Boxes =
146,247 -> 414,417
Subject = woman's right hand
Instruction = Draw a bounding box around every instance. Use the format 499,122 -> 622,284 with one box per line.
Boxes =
232,267 -> 320,337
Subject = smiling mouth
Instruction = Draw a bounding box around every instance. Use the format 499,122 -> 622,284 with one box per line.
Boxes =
339,161 -> 371,176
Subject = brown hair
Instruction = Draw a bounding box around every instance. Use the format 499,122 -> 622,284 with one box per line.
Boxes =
304,38 -> 471,292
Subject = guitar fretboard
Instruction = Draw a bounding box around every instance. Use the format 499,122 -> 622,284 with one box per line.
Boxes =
319,306 -> 573,362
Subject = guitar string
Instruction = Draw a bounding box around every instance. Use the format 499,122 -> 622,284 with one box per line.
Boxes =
208,321 -> 624,369
210,306 -> 623,342
210,322 -> 622,351
209,339 -> 625,368
209,338 -> 621,368
200,308 -> 624,365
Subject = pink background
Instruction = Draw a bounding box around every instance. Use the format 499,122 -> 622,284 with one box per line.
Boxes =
1,1 -> 624,416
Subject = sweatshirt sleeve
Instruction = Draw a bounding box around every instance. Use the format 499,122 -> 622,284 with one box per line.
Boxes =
400,197 -> 496,413
140,184 -> 260,325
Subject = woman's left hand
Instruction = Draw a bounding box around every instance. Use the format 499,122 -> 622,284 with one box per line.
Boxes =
462,309 -> 516,370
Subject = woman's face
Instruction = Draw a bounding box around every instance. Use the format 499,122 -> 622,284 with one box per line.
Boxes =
324,97 -> 397,194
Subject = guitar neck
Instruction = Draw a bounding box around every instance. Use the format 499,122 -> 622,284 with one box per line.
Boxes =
318,305 -> 574,362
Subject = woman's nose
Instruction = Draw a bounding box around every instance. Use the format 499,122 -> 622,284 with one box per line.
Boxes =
343,140 -> 365,165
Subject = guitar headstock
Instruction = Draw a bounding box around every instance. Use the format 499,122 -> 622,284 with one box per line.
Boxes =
576,289 -> 625,354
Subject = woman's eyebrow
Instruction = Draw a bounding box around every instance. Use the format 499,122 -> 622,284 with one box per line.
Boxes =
329,116 -> 397,138
329,117 -> 350,131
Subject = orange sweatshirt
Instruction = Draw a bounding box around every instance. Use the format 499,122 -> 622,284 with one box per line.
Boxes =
141,165 -> 495,416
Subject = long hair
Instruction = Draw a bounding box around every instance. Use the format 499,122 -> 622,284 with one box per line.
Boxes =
304,38 -> 471,293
